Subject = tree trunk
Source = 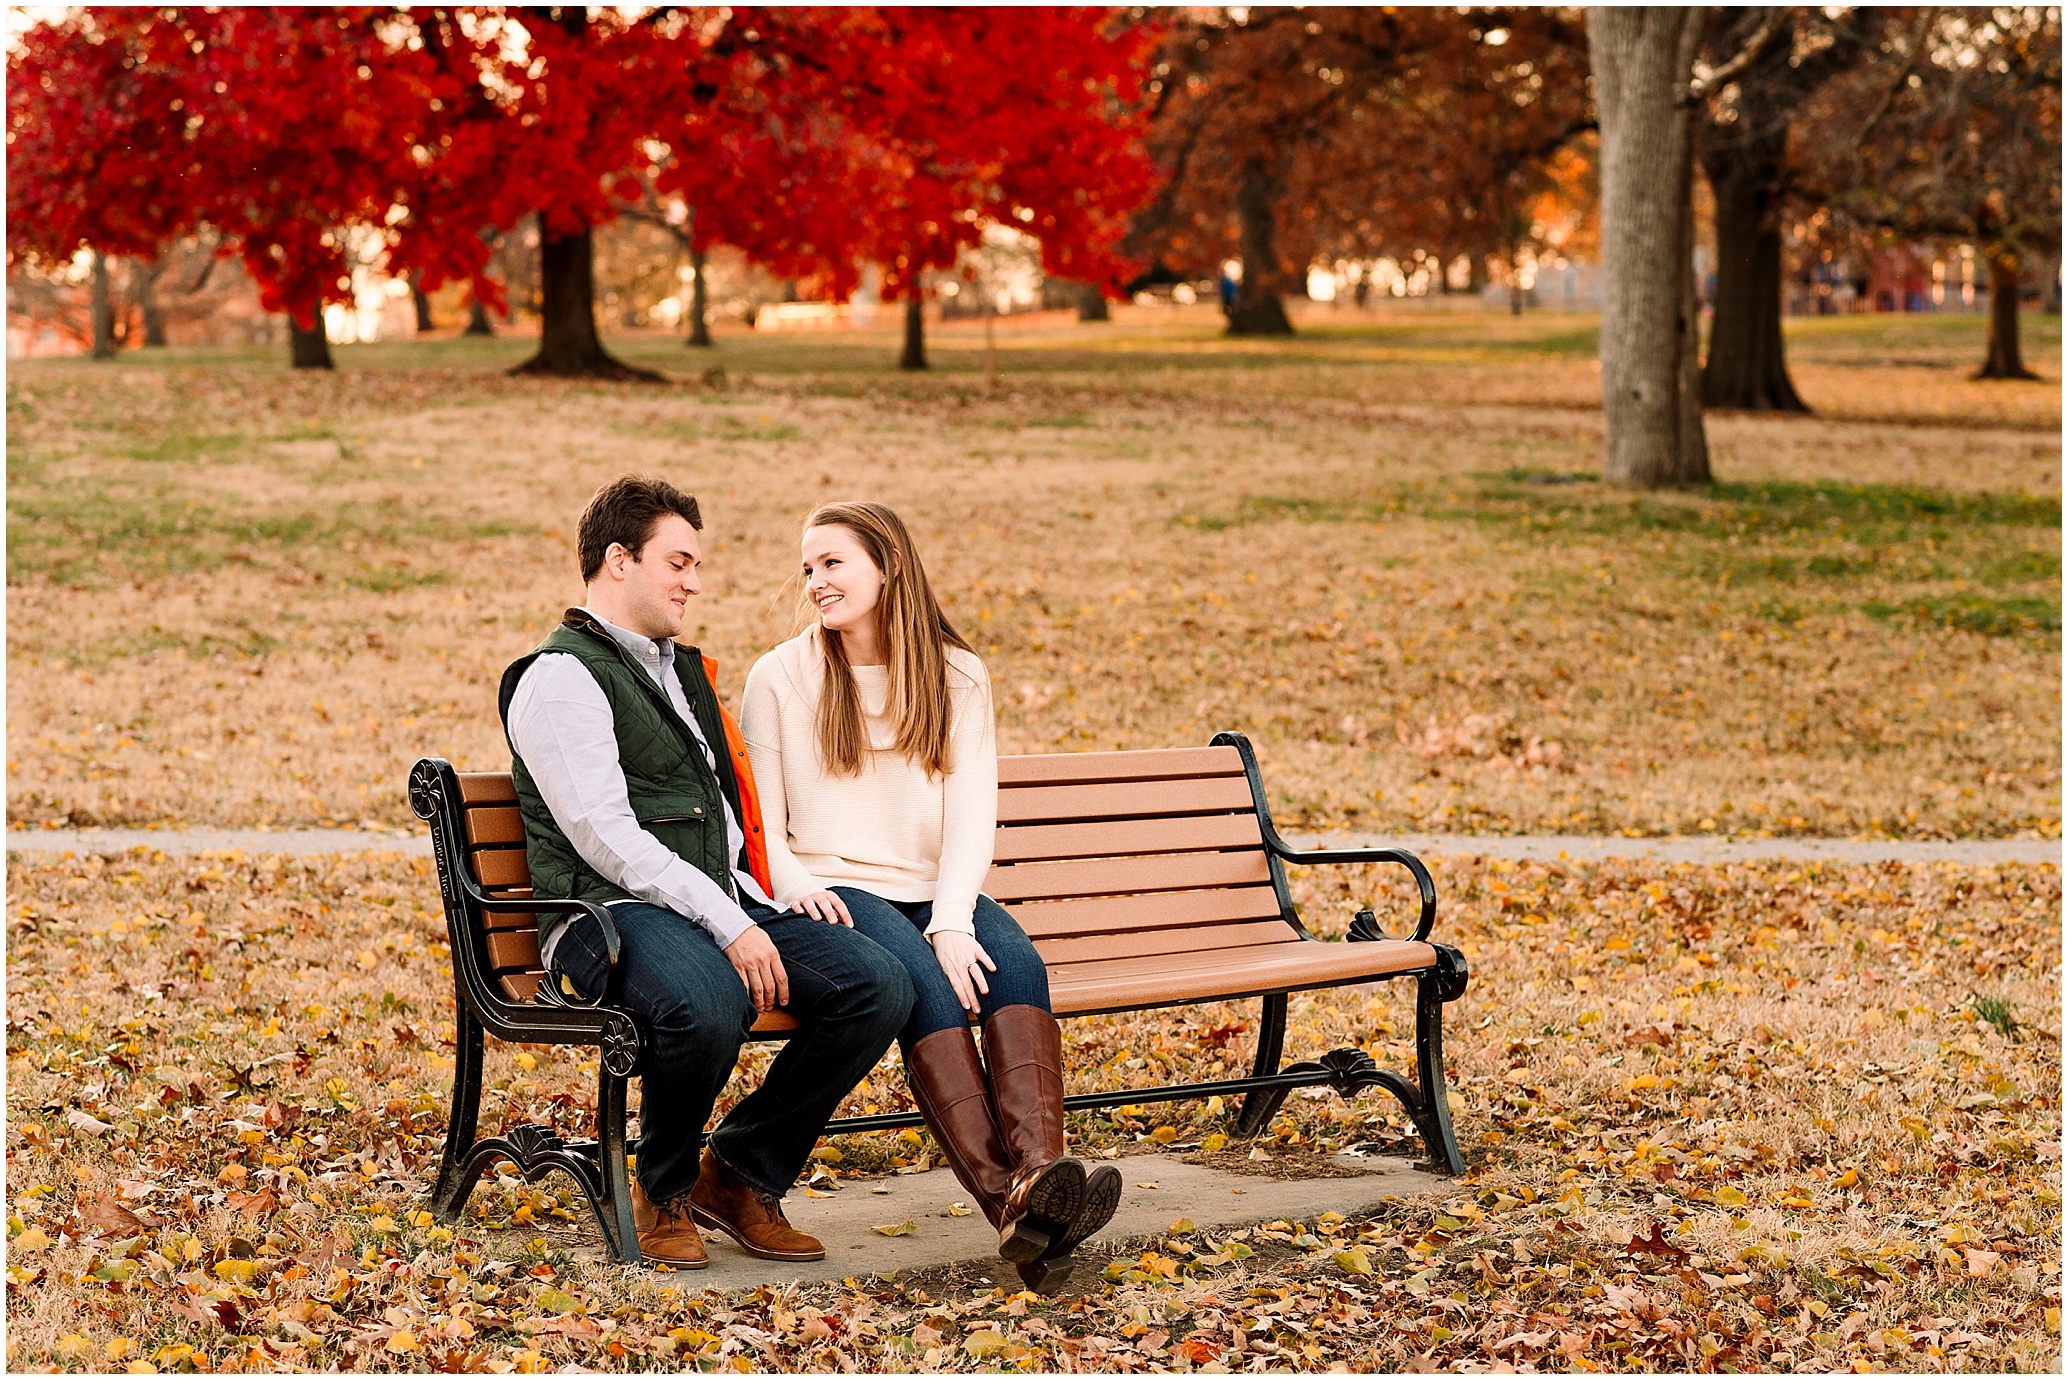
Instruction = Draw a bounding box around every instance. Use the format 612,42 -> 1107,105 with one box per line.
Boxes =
463,298 -> 495,337
411,272 -> 435,333
900,290 -> 927,370
288,301 -> 334,369
90,251 -> 117,359
1228,161 -> 1294,335
686,246 -> 712,347
1076,281 -> 1110,322
1978,251 -> 2036,379
512,220 -> 658,380
1700,99 -> 1808,410
139,257 -> 169,347
1588,7 -> 1712,488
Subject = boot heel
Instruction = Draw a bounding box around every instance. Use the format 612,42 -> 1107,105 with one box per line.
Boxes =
998,1218 -> 1053,1263
1014,1254 -> 1075,1294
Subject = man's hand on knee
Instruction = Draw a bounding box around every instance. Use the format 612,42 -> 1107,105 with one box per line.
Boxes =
724,925 -> 788,1011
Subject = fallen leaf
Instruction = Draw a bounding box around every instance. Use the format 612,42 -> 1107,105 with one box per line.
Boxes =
1334,1247 -> 1375,1276
946,1202 -> 973,1217
1136,1181 -> 1160,1190
872,1220 -> 916,1237
1965,1248 -> 2001,1278
74,1192 -> 146,1238
536,1289 -> 580,1314
1168,1218 -> 1197,1235
1201,1132 -> 1228,1153
1625,1221 -> 1689,1263
65,1109 -> 113,1136
963,1329 -> 1006,1358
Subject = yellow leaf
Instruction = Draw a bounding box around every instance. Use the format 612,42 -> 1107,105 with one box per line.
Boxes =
1334,1247 -> 1374,1276
1834,1168 -> 1859,1190
1201,1132 -> 1228,1154
369,1215 -> 398,1233
386,1330 -> 421,1353
963,1329 -> 1007,1358
872,1220 -> 916,1237
514,1052 -> 536,1072
213,1259 -> 259,1283
1715,1186 -> 1748,1206
54,1335 -> 90,1360
125,1362 -> 158,1375
1150,1126 -> 1178,1144
946,1202 -> 973,1217
1168,1218 -> 1197,1235
11,1228 -> 51,1254
811,1147 -> 844,1164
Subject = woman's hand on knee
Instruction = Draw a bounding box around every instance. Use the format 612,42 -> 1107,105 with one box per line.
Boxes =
792,890 -> 853,926
929,930 -> 996,1015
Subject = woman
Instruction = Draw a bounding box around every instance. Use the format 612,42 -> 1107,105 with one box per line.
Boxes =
742,501 -> 1119,1291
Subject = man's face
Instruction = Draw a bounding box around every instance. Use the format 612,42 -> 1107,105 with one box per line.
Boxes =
614,514 -> 703,640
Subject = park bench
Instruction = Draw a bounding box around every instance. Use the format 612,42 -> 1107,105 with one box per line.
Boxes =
408,731 -> 1469,1264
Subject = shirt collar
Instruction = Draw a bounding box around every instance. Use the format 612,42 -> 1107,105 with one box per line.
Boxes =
581,606 -> 674,671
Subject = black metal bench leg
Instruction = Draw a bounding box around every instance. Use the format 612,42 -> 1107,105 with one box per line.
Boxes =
428,1007 -> 487,1223
1234,993 -> 1290,1136
591,1066 -> 641,1265
1410,968 -> 1466,1174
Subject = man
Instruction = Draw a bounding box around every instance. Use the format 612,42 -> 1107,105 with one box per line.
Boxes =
499,475 -> 912,1268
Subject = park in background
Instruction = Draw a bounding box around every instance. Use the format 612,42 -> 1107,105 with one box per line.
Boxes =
7,6 -> 2061,488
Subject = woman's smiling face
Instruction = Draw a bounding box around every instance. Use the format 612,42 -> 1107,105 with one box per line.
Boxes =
801,522 -> 886,637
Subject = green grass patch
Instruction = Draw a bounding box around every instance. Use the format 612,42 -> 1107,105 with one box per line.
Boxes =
1861,594 -> 2061,638
7,480 -> 533,587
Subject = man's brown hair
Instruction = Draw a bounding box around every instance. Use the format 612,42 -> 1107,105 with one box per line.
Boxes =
577,475 -> 702,582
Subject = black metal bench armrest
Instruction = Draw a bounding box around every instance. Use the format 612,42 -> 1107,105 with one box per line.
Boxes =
1266,841 -> 1438,943
468,891 -> 623,971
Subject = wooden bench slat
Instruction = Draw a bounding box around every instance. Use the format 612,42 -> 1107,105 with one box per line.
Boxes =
485,928 -> 542,973
465,805 -> 526,846
1032,918 -> 1297,966
1048,938 -> 1440,1014
997,746 -> 1244,787
992,813 -> 1263,864
471,847 -> 532,890
996,775 -> 1253,825
458,772 -> 518,806
985,848 -> 1271,903
499,971 -> 542,1003
1003,884 -> 1283,939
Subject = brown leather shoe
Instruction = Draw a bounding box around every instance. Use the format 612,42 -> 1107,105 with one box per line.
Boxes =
687,1147 -> 825,1262
629,1176 -> 708,1269
906,1025 -> 1053,1263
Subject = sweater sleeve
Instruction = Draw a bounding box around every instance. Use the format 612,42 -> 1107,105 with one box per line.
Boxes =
923,655 -> 999,938
741,652 -> 834,908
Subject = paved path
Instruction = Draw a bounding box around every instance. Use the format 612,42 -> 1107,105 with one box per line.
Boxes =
6,827 -> 2057,865
592,1151 -> 1446,1289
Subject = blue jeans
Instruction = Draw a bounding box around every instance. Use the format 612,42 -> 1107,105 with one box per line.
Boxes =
551,901 -> 912,1203
832,888 -> 1050,1052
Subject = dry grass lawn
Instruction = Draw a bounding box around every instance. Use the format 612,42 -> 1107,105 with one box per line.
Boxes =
4,306 -> 2060,1373
2,847 -> 2056,1372
6,306 -> 2061,840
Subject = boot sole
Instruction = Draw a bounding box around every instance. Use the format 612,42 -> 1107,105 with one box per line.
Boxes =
637,1243 -> 710,1269
1051,1164 -> 1121,1255
1002,1157 -> 1085,1261
687,1204 -> 827,1262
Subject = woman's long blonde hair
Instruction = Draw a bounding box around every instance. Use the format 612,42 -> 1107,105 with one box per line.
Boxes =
801,502 -> 972,778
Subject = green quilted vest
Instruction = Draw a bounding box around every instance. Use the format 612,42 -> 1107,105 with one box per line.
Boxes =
497,609 -> 747,910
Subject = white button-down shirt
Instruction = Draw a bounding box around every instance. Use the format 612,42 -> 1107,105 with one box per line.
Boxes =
506,609 -> 773,965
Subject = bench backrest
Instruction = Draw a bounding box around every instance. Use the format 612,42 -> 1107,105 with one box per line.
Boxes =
441,744 -> 1298,1006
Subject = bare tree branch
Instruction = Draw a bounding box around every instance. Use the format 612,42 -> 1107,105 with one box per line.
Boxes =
1852,7 -> 1938,147
1682,6 -> 1786,105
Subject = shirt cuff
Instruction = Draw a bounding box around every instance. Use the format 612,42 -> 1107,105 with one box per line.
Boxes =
922,905 -> 978,939
697,899 -> 757,950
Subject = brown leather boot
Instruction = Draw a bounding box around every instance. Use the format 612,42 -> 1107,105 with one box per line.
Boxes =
906,1025 -> 1052,1263
687,1147 -> 825,1262
629,1176 -> 709,1269
982,1005 -> 1085,1257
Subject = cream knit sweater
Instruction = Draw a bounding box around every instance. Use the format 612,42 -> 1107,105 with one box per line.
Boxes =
740,629 -> 997,937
